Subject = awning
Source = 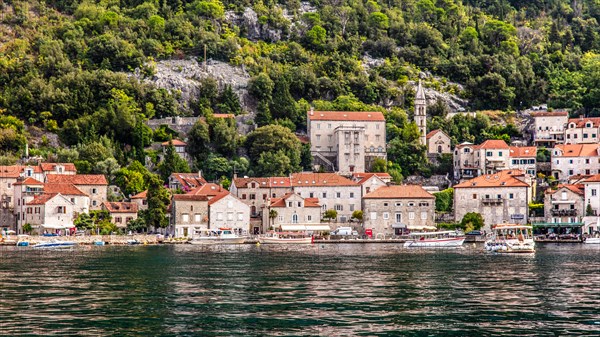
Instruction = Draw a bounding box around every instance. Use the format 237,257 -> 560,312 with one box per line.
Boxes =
279,224 -> 331,231
42,224 -> 76,229
407,224 -> 437,230
532,222 -> 584,228
392,223 -> 407,228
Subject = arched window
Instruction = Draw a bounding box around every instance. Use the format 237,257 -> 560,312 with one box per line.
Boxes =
292,214 -> 298,224
438,145 -> 442,153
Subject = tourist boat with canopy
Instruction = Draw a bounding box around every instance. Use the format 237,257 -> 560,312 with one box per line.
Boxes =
189,227 -> 246,245
484,223 -> 535,253
403,230 -> 465,248
258,224 -> 330,244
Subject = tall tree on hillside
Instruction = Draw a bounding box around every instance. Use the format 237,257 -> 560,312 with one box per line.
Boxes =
145,174 -> 171,230
158,140 -> 190,181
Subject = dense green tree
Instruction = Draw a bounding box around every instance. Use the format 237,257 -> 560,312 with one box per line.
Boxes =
145,174 -> 170,229
245,125 -> 301,176
158,140 -> 190,181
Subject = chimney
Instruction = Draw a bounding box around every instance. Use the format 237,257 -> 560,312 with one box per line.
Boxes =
309,106 -> 314,115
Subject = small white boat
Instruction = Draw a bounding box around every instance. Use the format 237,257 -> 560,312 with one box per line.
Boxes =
484,224 -> 535,254
189,228 -> 246,245
584,237 -> 600,244
403,231 -> 465,248
258,232 -> 313,244
32,240 -> 76,249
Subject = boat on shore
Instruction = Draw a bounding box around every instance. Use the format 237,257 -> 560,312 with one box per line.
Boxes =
189,228 -> 246,245
258,232 -> 313,244
403,231 -> 465,248
584,237 -> 600,244
32,240 -> 76,249
484,224 -> 535,254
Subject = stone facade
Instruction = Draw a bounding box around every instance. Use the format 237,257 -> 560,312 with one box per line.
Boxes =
363,185 -> 436,237
454,170 -> 531,231
564,117 -> 600,144
230,177 -> 293,218
426,130 -> 451,155
130,190 -> 148,211
171,195 -> 209,238
102,202 -> 139,228
307,110 -> 386,174
262,193 -> 321,232
415,81 -> 427,146
208,193 -> 250,233
46,174 -> 108,210
25,193 -> 75,233
531,110 -> 568,146
551,144 -> 600,180
544,185 -> 584,224
351,172 -> 391,196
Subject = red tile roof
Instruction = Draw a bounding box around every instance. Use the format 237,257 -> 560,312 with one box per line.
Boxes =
130,190 -> 147,199
13,177 -> 44,186
546,184 -> 584,196
426,129 -> 449,140
207,191 -> 231,206
170,173 -> 207,190
477,139 -> 510,150
269,193 -> 321,207
233,177 -> 293,188
40,163 -> 77,172
27,193 -> 59,205
46,174 -> 108,185
187,183 -> 226,197
363,185 -> 434,199
584,174 -> 600,183
43,183 -> 86,196
291,172 -> 358,187
351,172 -> 392,184
173,194 -> 210,201
213,113 -> 234,118
307,111 -> 385,121
568,117 -> 600,128
0,165 -> 42,178
531,111 -> 569,117
509,146 -> 537,158
554,144 -> 600,157
102,202 -> 138,213
454,170 -> 530,188
162,139 -> 187,146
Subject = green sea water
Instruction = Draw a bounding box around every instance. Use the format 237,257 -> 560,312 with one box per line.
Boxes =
0,243 -> 599,336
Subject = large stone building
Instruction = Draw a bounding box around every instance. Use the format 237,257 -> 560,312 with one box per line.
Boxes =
551,144 -> 600,180
351,172 -> 392,195
168,172 -> 207,191
307,110 -> 386,174
46,174 -> 108,210
363,185 -> 436,237
25,193 -> 75,234
531,110 -> 568,147
230,177 -> 293,219
426,129 -> 452,155
564,116 -> 600,144
102,202 -> 138,228
453,170 -> 532,231
508,146 -> 537,176
262,193 -> 322,233
543,184 -> 584,225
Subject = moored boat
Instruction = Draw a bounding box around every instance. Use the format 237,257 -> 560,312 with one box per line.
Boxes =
403,231 -> 465,248
484,224 -> 535,253
584,237 -> 600,244
189,228 -> 246,245
32,240 -> 76,249
258,231 -> 313,244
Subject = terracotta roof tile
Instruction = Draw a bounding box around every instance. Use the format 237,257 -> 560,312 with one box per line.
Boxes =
102,202 -> 138,213
162,139 -> 187,146
454,170 -> 530,188
187,183 -> 226,197
554,144 -> 600,157
291,172 -> 358,187
307,111 -> 385,121
269,193 -> 321,207
531,111 -> 569,117
363,185 -> 434,199
478,139 -> 510,150
207,191 -> 231,205
546,184 -> 584,196
233,177 -> 293,188
568,117 -> 600,128
27,193 -> 59,205
173,194 -> 210,201
351,172 -> 392,184
170,173 -> 207,190
43,183 -> 86,196
584,174 -> 600,183
47,174 -> 108,185
509,146 -> 537,158
13,177 -> 44,186
213,113 -> 234,118
40,163 -> 77,172
131,190 -> 147,199
426,129 -> 449,140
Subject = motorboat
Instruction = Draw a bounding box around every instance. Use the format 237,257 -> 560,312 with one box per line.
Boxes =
32,240 -> 76,249
403,231 -> 465,248
484,224 -> 535,254
127,239 -> 141,245
258,231 -> 313,244
584,237 -> 600,244
189,228 -> 246,245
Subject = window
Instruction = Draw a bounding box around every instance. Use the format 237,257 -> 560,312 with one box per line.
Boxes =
126,217 -> 133,223
376,135 -> 381,141
486,151 -> 492,157
288,202 -> 292,207
568,170 -> 574,175
317,123 -> 321,129
592,189 -> 597,197
71,198 -> 75,204
409,212 -> 415,220
512,160 -> 518,165
217,212 -> 223,220
569,160 -> 573,164
251,183 -> 256,188
336,192 -> 341,198
498,151 -> 503,156
292,214 -> 299,223
316,135 -> 321,141
278,215 -> 284,221
509,193 -> 514,199
182,214 -> 189,222
395,213 -> 402,223
190,205 -> 194,211
376,124 -> 380,130
26,207 -> 32,214
349,192 -> 354,198
237,212 -> 243,220
242,194 -> 246,199
307,215 -> 312,222
309,192 -> 314,198
383,212 -> 389,220
263,194 -> 267,200
421,212 -> 427,220
408,202 -> 415,207
370,212 -> 377,220
349,204 -> 354,211
195,214 -> 201,222
322,192 -> 327,198
584,133 -> 589,139
335,204 -> 343,211
383,202 -> 389,207
227,212 -> 233,220
586,159 -> 591,164
250,194 -> 256,200
328,123 -> 332,129
91,188 -> 97,194
395,202 -> 402,206
115,217 -> 122,223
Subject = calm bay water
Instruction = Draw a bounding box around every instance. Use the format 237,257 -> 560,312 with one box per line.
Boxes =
1,243 -> 599,336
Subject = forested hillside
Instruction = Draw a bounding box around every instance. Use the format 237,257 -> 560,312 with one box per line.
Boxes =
0,0 -> 599,183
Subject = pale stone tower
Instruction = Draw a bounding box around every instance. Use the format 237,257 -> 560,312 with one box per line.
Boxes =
414,80 -> 427,146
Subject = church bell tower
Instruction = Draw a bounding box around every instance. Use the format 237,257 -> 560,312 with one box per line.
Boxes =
414,80 -> 427,146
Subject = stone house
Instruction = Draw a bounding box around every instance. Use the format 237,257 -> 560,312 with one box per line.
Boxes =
14,177 -> 45,233
543,184 -> 584,224
363,185 -> 436,237
291,172 -> 362,222
230,176 -> 293,218
351,172 -> 391,196
130,190 -> 148,211
162,139 -> 189,162
40,163 -> 77,176
207,192 -> 250,233
261,193 -> 321,233
426,129 -> 452,155
531,110 -> 568,147
453,140 -> 511,181
25,193 -> 75,234
168,172 -> 206,192
43,183 -> 90,216
453,170 -> 531,231
551,144 -> 600,180
46,174 -> 108,210
307,110 -> 386,174
564,116 -> 600,144
171,193 -> 209,238
508,146 -> 537,176
102,202 -> 139,228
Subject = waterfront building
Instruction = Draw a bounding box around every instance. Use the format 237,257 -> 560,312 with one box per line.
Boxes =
362,185 -> 435,237
307,110 -> 386,174
43,183 -> 90,215
551,143 -> 600,180
453,170 -> 531,231
230,176 -> 293,221
168,172 -> 207,191
46,174 -> 108,210
130,190 -> 148,211
531,110 -> 568,147
102,202 -> 138,228
543,184 -> 584,224
171,193 -> 209,238
426,129 -> 452,155
14,177 -> 45,233
24,193 -> 75,234
261,193 -> 321,233
206,190 -> 250,234
351,172 -> 391,196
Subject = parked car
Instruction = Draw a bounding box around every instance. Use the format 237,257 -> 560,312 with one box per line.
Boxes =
332,227 -> 354,235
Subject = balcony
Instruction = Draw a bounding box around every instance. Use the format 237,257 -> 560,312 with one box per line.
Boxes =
481,197 -> 503,205
551,209 -> 577,216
